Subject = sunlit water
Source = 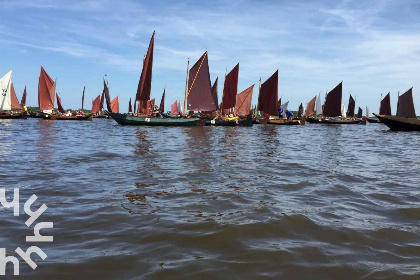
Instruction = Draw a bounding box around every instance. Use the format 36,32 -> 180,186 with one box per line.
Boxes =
0,118 -> 419,279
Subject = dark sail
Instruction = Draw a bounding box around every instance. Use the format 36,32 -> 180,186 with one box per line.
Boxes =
323,82 -> 342,117
104,80 -> 112,112
99,90 -> 105,111
357,107 -> 363,118
133,100 -> 137,114
20,86 -> 27,108
81,86 -> 85,110
136,31 -> 155,113
91,95 -> 101,114
187,51 -> 217,112
346,94 -> 355,117
56,93 -> 65,113
234,84 -> 254,116
222,63 -> 239,109
147,98 -> 155,116
10,83 -> 21,109
38,66 -> 55,111
111,96 -> 119,113
258,70 -> 279,116
159,89 -> 165,113
128,98 -> 132,113
298,103 -> 304,117
211,77 -> 219,111
397,88 -> 416,118
379,93 -> 391,115
305,95 -> 317,116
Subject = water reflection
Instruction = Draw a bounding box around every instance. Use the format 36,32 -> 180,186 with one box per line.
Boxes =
36,120 -> 57,162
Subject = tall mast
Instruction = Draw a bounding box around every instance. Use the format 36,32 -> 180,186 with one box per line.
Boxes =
183,58 -> 190,115
256,77 -> 261,116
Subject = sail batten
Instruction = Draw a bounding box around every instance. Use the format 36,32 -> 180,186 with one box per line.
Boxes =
323,82 -> 342,117
396,88 -> 416,118
258,70 -> 279,116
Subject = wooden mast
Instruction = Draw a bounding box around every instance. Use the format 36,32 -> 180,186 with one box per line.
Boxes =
183,58 -> 190,115
256,77 -> 261,116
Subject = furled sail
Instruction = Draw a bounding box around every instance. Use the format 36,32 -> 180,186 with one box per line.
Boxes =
91,95 -> 101,114
258,70 -> 279,116
103,80 -> 112,112
234,84 -> 254,116
56,93 -> 65,113
38,67 -> 55,112
10,83 -> 21,109
315,93 -> 322,115
323,82 -> 342,117
396,88 -> 416,118
357,107 -> 363,118
81,86 -> 85,110
346,94 -> 355,117
136,31 -> 155,113
171,100 -> 179,115
159,88 -> 165,113
222,63 -> 239,109
111,96 -> 119,113
20,86 -> 27,108
128,98 -> 132,113
305,95 -> 317,116
0,70 -> 12,111
379,92 -> 391,115
187,51 -> 217,112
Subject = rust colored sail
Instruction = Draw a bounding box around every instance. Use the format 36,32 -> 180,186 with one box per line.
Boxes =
347,94 -> 355,117
38,66 -> 55,111
171,100 -> 179,115
211,77 -> 219,110
258,70 -> 279,116
159,89 -> 165,113
20,86 -> 27,108
323,82 -> 342,117
146,98 -> 155,116
91,95 -> 101,114
222,63 -> 239,109
81,86 -> 85,110
187,51 -> 217,112
397,88 -> 416,118
104,80 -> 112,112
111,96 -> 119,113
128,98 -> 132,113
380,93 -> 391,115
136,31 -> 154,103
10,83 -> 21,109
99,90 -> 105,111
235,84 -> 254,116
305,95 -> 317,116
56,93 -> 65,113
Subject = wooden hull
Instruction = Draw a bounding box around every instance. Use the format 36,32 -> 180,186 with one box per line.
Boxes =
267,119 -> 302,125
109,113 -> 199,126
43,114 -> 93,121
252,117 -> 268,124
204,115 -> 253,127
366,117 -> 380,123
0,113 -> 27,119
307,117 -> 366,125
374,114 -> 420,131
92,115 -> 108,119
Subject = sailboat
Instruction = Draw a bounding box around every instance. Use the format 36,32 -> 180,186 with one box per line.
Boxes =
375,88 -> 420,131
110,31 -> 199,126
367,93 -> 390,123
0,70 -> 27,119
44,92 -> 92,120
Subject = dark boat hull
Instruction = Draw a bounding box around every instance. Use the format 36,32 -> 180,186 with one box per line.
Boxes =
366,117 -> 380,123
267,119 -> 302,125
374,114 -> 420,131
92,115 -> 108,119
43,114 -> 93,121
204,115 -> 253,127
307,117 -> 366,125
109,113 -> 199,126
0,113 -> 27,119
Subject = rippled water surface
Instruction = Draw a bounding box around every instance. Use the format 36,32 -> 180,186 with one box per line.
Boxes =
0,118 -> 419,279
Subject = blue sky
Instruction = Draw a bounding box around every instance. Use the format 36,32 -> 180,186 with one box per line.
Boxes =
1,0 -> 419,113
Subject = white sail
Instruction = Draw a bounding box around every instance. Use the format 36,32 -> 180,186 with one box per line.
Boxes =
315,93 -> 322,115
281,101 -> 289,118
0,70 -> 12,111
366,106 -> 369,117
341,104 -> 346,117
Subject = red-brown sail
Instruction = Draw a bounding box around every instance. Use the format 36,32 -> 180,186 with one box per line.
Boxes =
104,80 -> 112,112
38,66 -> 55,111
258,70 -> 279,116
397,88 -> 416,118
111,96 -> 119,113
128,98 -> 132,113
10,83 -> 21,109
379,93 -> 391,115
147,98 -> 155,116
234,84 -> 254,116
81,86 -> 85,110
323,82 -> 342,117
56,93 -> 65,113
20,86 -> 27,108
305,95 -> 317,116
99,90 -> 105,111
159,89 -> 165,113
211,77 -> 219,110
346,94 -> 355,117
187,51 -> 217,112
91,95 -> 101,114
222,63 -> 239,109
171,100 -> 178,115
136,31 -> 155,113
